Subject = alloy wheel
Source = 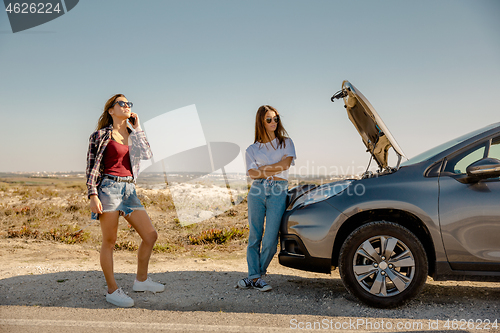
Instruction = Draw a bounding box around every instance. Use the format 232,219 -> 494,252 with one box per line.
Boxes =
352,235 -> 415,297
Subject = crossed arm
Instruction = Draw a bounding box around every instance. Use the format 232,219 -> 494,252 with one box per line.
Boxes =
247,155 -> 294,179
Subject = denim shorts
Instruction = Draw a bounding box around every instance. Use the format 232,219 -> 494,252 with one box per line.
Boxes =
91,176 -> 145,220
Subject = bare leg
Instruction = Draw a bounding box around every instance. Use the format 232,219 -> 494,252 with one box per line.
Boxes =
99,211 -> 120,294
124,210 -> 157,281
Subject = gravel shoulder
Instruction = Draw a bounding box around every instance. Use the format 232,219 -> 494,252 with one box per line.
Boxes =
1,238 -> 499,332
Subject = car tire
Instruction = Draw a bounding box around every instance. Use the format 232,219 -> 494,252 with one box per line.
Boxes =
339,221 -> 428,308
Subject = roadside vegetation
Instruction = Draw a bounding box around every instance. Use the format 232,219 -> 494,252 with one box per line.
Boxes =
0,176 -> 249,256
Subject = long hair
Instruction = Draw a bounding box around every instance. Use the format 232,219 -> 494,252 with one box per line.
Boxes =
254,105 -> 289,148
95,94 -> 126,131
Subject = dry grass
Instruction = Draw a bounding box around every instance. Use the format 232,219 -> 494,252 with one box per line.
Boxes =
8,225 -> 89,244
188,227 -> 247,245
0,176 -> 249,256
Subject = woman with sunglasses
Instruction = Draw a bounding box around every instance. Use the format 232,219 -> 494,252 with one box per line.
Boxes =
237,105 -> 296,291
86,94 -> 164,307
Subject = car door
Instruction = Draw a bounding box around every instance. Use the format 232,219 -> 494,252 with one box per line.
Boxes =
438,136 -> 500,271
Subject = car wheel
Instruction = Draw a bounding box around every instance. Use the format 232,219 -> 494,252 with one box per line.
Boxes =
339,221 -> 428,308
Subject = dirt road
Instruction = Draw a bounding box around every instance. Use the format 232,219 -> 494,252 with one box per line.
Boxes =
0,238 -> 499,332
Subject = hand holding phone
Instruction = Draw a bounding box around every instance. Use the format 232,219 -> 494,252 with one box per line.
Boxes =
128,112 -> 139,128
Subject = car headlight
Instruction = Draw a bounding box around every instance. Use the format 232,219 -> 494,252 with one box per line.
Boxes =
291,180 -> 353,209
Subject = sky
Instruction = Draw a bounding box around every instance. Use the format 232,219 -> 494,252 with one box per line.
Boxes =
1,0 -> 499,176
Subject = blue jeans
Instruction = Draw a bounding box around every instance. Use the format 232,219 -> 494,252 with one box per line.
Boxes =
246,179 -> 288,280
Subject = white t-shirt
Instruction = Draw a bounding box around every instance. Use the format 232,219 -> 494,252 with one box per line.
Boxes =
245,137 -> 296,180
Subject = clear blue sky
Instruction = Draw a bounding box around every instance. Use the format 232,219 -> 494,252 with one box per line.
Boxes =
1,0 -> 499,175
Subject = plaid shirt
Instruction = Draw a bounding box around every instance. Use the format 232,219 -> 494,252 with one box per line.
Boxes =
86,124 -> 153,198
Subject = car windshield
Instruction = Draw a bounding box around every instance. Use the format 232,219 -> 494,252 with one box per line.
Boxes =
401,123 -> 500,166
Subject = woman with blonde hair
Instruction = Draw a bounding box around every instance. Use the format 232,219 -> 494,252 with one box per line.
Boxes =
86,94 -> 164,307
238,105 -> 296,291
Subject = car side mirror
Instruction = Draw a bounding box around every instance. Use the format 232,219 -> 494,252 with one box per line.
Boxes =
466,157 -> 500,180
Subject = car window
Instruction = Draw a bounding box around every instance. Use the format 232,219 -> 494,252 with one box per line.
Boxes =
444,143 -> 487,174
488,136 -> 500,159
454,148 -> 485,174
401,123 -> 500,166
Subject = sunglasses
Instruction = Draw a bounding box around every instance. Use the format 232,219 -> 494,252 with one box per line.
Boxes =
265,116 -> 279,124
111,100 -> 133,108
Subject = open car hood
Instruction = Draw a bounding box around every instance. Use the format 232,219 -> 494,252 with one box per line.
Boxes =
333,80 -> 406,170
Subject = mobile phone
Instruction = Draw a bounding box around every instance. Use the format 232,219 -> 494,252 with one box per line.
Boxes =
129,116 -> 135,125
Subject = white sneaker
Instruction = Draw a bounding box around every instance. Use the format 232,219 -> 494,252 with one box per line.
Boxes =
133,277 -> 165,293
106,288 -> 134,307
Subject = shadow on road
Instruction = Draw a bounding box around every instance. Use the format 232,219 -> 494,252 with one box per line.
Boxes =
1,269 -> 499,320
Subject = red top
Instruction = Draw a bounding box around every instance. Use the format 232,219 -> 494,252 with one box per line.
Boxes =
102,139 -> 133,177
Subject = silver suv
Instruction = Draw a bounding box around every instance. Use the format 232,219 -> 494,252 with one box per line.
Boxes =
279,81 -> 500,308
